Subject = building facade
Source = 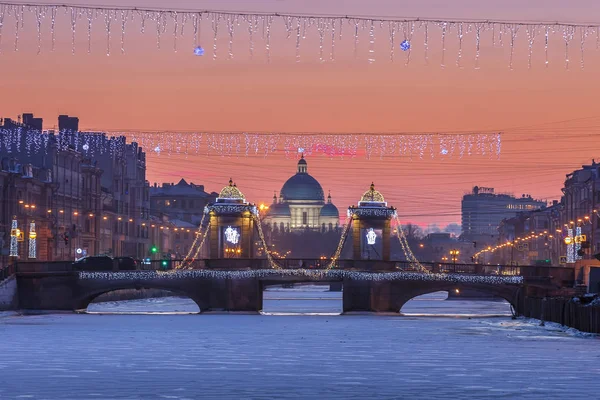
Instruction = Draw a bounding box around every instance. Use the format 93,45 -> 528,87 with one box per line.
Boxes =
264,156 -> 340,232
462,186 -> 546,242
561,161 -> 600,260
1,113 -> 151,260
149,179 -> 217,225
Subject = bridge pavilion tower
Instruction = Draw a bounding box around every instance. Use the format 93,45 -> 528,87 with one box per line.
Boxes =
205,179 -> 257,259
347,183 -> 397,262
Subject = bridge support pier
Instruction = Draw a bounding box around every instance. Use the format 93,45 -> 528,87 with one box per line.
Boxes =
179,277 -> 262,313
342,280 -> 402,313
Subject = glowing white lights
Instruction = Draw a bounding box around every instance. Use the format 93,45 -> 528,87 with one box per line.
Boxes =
366,228 -> 377,245
0,3 -> 596,70
567,228 -> 575,263
9,218 -> 19,257
28,221 -> 37,259
224,226 -> 240,245
0,129 -> 502,159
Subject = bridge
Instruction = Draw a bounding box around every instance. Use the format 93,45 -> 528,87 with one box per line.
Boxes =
5,259 -> 575,314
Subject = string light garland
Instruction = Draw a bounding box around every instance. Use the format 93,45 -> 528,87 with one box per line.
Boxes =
28,221 -> 36,259
253,212 -> 280,269
179,212 -> 207,266
326,218 -> 352,269
474,230 -> 551,260
393,215 -> 429,272
474,210 -> 600,263
0,128 -> 502,159
78,269 -> 524,285
2,2 -> 598,69
180,221 -> 211,269
9,217 -> 19,257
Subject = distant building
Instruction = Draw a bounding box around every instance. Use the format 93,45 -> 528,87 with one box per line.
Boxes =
461,186 -> 546,240
562,161 -> 600,259
58,115 -> 79,132
263,155 -> 340,232
497,201 -> 562,266
0,159 -> 56,262
149,179 -> 217,225
0,114 -> 150,260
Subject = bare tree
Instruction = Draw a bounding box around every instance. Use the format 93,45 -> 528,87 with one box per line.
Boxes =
402,223 -> 424,241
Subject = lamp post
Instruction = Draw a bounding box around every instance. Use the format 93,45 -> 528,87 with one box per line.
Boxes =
450,249 -> 459,267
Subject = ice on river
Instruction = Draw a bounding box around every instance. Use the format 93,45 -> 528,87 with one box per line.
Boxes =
1,289 -> 598,400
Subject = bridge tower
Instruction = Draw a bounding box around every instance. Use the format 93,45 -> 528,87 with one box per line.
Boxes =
347,183 -> 396,262
205,179 -> 257,259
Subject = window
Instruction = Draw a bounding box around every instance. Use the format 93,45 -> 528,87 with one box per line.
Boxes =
302,212 -> 308,225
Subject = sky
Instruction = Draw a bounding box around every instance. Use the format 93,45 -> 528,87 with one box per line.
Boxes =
1,0 -> 600,228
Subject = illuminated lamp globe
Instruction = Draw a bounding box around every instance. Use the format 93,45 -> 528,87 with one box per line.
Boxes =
194,46 -> 205,56
400,40 -> 411,51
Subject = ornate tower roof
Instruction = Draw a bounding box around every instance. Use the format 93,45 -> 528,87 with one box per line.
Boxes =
218,178 -> 245,201
360,183 -> 385,204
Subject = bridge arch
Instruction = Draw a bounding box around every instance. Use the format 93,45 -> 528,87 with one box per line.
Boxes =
74,282 -> 207,312
395,281 -> 522,314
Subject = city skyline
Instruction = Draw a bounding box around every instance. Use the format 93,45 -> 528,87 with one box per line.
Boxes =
1,0 -> 600,227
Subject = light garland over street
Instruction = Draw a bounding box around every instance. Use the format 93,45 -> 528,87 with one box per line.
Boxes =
1,2 -> 599,69
0,128 -> 502,159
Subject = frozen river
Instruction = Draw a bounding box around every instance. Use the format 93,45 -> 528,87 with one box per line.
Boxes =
1,287 -> 599,399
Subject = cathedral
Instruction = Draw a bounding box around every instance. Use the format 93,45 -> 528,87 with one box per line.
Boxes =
264,155 -> 340,232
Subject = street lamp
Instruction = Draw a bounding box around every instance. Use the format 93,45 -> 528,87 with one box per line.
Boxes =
449,249 -> 460,266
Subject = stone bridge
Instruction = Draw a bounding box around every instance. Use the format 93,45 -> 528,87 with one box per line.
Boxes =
9,260 -> 576,314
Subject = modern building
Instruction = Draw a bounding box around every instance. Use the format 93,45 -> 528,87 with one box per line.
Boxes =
264,155 -> 339,232
461,186 -> 546,241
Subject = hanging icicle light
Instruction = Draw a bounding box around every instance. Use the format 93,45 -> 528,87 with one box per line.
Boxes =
28,221 -> 37,259
0,3 -> 598,69
9,217 -> 19,257
0,128 -> 503,159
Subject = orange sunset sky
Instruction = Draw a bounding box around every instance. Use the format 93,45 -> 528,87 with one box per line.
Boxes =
1,0 -> 600,228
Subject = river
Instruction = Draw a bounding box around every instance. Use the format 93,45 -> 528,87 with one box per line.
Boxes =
1,287 -> 598,399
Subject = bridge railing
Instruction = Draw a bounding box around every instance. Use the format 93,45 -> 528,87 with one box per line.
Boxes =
15,261 -> 74,273
10,259 -> 575,282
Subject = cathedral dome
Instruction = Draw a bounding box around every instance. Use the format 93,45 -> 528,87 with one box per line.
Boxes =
267,202 -> 291,217
320,192 -> 339,217
280,156 -> 325,202
320,203 -> 339,217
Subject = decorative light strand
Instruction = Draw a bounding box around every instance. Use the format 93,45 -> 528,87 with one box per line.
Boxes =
28,221 -> 36,259
0,128 -> 502,159
0,3 -> 597,68
180,212 -> 208,266
79,269 -> 524,286
9,217 -> 18,257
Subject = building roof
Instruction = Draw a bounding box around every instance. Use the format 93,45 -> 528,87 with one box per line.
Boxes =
267,202 -> 292,217
280,157 -> 325,202
150,178 -> 214,197
320,192 -> 339,217
169,219 -> 197,228
218,179 -> 245,200
360,183 -> 385,203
